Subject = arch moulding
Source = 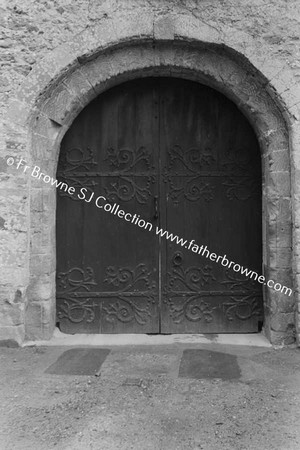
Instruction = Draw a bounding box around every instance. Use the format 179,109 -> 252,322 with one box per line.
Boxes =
5,14 -> 298,345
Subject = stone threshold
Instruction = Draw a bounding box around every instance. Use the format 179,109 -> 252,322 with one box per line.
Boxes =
23,328 -> 272,348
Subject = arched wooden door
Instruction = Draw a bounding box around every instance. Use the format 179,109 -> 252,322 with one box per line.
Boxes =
56,78 -> 263,334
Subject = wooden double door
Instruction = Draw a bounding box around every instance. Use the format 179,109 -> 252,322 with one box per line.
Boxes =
56,78 -> 263,334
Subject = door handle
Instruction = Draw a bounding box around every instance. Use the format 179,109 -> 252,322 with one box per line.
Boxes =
154,195 -> 159,220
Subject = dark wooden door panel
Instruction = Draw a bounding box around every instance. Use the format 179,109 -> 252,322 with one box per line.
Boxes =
159,79 -> 262,333
56,80 -> 159,333
56,77 -> 263,334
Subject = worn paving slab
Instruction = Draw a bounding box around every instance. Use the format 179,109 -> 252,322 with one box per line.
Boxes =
0,343 -> 299,450
45,348 -> 111,376
178,349 -> 241,380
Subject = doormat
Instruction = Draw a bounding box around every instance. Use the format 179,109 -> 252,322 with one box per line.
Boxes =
178,349 -> 241,380
45,348 -> 110,375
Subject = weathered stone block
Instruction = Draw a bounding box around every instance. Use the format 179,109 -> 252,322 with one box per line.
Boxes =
269,328 -> 296,346
280,84 -> 300,111
0,325 -> 25,346
0,263 -> 29,285
111,11 -> 153,44
0,233 -> 29,269
30,110 -> 66,143
152,44 -> 174,70
3,121 -> 28,143
269,149 -> 290,172
154,15 -> 175,40
0,302 -> 24,326
290,126 -> 300,170
267,171 -> 290,197
0,339 -> 19,348
61,69 -> 93,112
287,104 -> 300,121
30,254 -> 55,276
31,188 -> 56,214
264,263 -> 293,282
173,14 -> 221,44
268,66 -> 297,96
31,133 -> 55,162
268,247 -> 292,269
71,20 -> 118,59
5,138 -> 27,155
0,192 -> 28,233
25,299 -> 54,325
109,45 -> 157,78
276,294 -> 295,313
25,321 -> 55,341
79,53 -> 114,95
30,228 -> 54,257
41,83 -> 83,126
276,226 -> 292,250
7,99 -> 32,127
30,208 -> 55,237
293,169 -> 300,197
25,297 -> 56,340
14,68 -> 53,108
293,273 -> 300,291
173,47 -> 216,80
271,312 -> 294,333
35,44 -> 79,81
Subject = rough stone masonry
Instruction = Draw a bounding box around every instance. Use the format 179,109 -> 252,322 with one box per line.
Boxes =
0,0 -> 299,346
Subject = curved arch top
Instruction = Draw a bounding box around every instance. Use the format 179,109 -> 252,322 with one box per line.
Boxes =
7,13 -> 298,130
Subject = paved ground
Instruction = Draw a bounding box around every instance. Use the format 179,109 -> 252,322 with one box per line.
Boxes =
0,343 -> 300,450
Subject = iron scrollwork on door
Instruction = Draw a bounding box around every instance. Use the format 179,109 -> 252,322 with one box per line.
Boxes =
56,264 -> 157,327
221,146 -> 261,201
56,267 -> 98,324
221,146 -> 259,173
56,147 -> 98,200
167,252 -> 216,290
163,254 -> 263,325
105,146 -> 152,171
221,269 -> 259,291
102,264 -> 156,325
163,145 -> 215,205
167,144 -> 216,170
222,295 -> 263,321
221,270 -> 263,321
222,178 -> 260,201
104,175 -> 155,204
163,252 -> 217,324
56,145 -> 156,204
103,146 -> 155,204
163,144 -> 260,205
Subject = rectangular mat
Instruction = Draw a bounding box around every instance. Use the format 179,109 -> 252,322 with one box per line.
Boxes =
179,349 -> 241,380
45,348 -> 110,375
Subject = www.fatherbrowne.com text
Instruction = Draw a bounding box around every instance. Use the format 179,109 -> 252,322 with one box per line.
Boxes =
8,157 -> 293,297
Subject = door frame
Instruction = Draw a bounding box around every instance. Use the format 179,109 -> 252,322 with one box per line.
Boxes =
7,30 -> 295,344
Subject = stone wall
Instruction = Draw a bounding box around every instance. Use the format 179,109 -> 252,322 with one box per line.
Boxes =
0,0 -> 299,345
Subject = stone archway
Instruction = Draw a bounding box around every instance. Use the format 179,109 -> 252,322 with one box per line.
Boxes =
5,15 -> 298,345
